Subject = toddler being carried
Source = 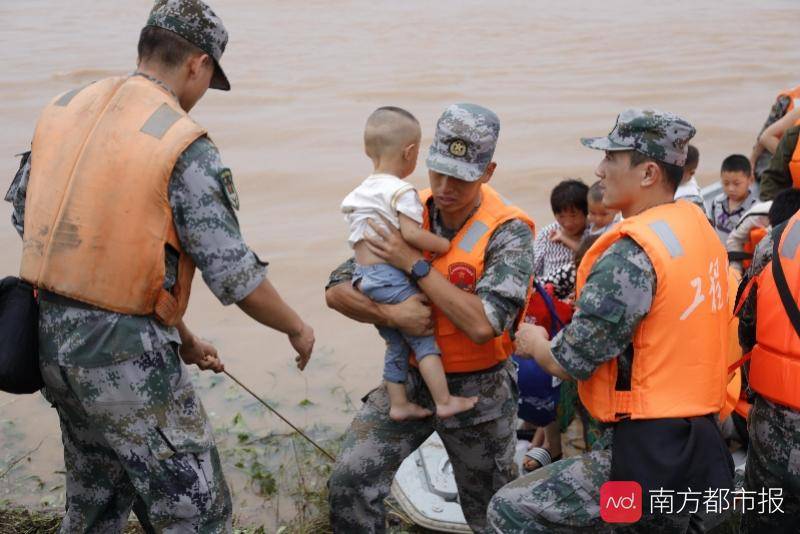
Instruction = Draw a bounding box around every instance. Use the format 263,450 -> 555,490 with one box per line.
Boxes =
341,107 -> 478,421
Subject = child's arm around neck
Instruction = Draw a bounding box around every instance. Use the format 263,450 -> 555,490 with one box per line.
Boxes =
399,213 -> 450,255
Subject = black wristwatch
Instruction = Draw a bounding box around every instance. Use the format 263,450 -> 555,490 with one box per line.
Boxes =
409,259 -> 432,282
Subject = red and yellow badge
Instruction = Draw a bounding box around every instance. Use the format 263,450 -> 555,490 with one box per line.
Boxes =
219,168 -> 239,211
448,262 -> 477,292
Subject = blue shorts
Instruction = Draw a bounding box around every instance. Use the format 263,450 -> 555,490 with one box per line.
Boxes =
513,354 -> 560,426
354,263 -> 440,383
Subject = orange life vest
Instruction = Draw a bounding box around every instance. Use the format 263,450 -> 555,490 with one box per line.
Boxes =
415,185 -> 535,373
20,75 -> 206,325
749,212 -> 800,410
742,226 -> 768,270
788,129 -> 800,187
721,267 -> 743,422
576,201 -> 728,422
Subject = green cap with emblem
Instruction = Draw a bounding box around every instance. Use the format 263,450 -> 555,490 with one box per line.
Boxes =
426,103 -> 500,182
581,108 -> 696,166
146,0 -> 230,91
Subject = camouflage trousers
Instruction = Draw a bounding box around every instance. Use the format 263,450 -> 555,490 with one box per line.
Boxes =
328,359 -> 519,533
488,449 -> 710,533
40,343 -> 232,533
741,396 -> 800,532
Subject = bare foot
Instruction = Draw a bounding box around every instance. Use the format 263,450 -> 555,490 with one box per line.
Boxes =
435,395 -> 479,419
389,402 -> 433,421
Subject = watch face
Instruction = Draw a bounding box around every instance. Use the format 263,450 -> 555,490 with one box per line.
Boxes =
413,260 -> 430,279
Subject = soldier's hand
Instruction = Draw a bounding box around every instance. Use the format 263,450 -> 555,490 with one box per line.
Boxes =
180,336 -> 225,373
514,323 -> 550,359
289,322 -> 315,371
386,294 -> 433,337
364,216 -> 422,273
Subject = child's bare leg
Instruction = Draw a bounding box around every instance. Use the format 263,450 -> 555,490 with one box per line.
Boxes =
386,381 -> 432,421
417,355 -> 478,418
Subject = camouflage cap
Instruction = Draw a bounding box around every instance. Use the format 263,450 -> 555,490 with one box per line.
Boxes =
581,108 -> 696,166
146,0 -> 230,91
426,103 -> 500,182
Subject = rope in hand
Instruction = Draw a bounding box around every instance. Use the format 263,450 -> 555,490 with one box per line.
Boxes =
223,370 -> 336,462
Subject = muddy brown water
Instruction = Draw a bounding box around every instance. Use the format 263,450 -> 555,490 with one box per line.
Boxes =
1,0 -> 799,526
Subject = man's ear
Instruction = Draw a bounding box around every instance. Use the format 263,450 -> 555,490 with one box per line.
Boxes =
640,161 -> 660,188
187,53 -> 210,80
480,162 -> 497,184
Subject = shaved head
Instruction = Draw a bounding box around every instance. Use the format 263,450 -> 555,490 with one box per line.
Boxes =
364,106 -> 421,160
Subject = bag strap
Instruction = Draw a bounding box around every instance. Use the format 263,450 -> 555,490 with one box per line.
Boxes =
732,275 -> 757,319
532,279 -> 565,337
771,222 -> 800,338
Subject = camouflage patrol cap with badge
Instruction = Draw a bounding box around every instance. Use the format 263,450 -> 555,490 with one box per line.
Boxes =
146,0 -> 231,91
426,103 -> 501,182
580,108 -> 696,166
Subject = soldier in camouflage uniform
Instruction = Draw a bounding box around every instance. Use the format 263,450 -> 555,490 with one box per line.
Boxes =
737,215 -> 800,532
4,1 -> 314,532
751,88 -> 799,181
489,109 -> 734,533
324,104 -> 534,533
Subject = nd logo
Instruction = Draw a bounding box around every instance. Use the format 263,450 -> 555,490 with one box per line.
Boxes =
600,481 -> 642,523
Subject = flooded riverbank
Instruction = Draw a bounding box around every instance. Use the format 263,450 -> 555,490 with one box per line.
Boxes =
2,0 -> 800,526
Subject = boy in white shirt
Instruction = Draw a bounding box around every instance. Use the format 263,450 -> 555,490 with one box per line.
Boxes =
341,107 -> 478,421
673,144 -> 706,211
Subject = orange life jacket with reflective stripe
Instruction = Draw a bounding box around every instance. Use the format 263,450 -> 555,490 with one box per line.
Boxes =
416,185 -> 535,373
721,267 -> 743,422
749,212 -> 800,410
742,226 -> 768,270
576,201 -> 728,422
20,75 -> 205,325
788,130 -> 800,187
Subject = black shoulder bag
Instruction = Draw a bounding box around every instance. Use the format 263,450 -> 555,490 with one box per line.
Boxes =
0,276 -> 43,393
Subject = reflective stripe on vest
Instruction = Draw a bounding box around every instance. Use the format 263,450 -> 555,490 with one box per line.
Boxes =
458,221 -> 490,253
21,75 -> 205,325
750,214 -> 800,410
648,220 -> 684,258
576,201 -> 728,422
141,103 -> 184,139
416,184 -> 535,373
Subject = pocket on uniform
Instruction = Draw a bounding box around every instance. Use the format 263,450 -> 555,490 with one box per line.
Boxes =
163,378 -> 215,452
146,430 -> 216,519
145,398 -> 217,518
440,363 -> 515,429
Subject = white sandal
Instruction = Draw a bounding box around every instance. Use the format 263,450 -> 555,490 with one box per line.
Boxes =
523,447 -> 562,472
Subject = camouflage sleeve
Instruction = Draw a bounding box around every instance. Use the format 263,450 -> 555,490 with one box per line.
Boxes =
532,223 -> 552,278
759,126 -> 799,202
325,257 -> 356,290
169,137 -> 267,305
738,229 -> 775,352
477,219 -> 534,336
759,95 -> 792,134
550,237 -> 656,381
4,151 -> 31,238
